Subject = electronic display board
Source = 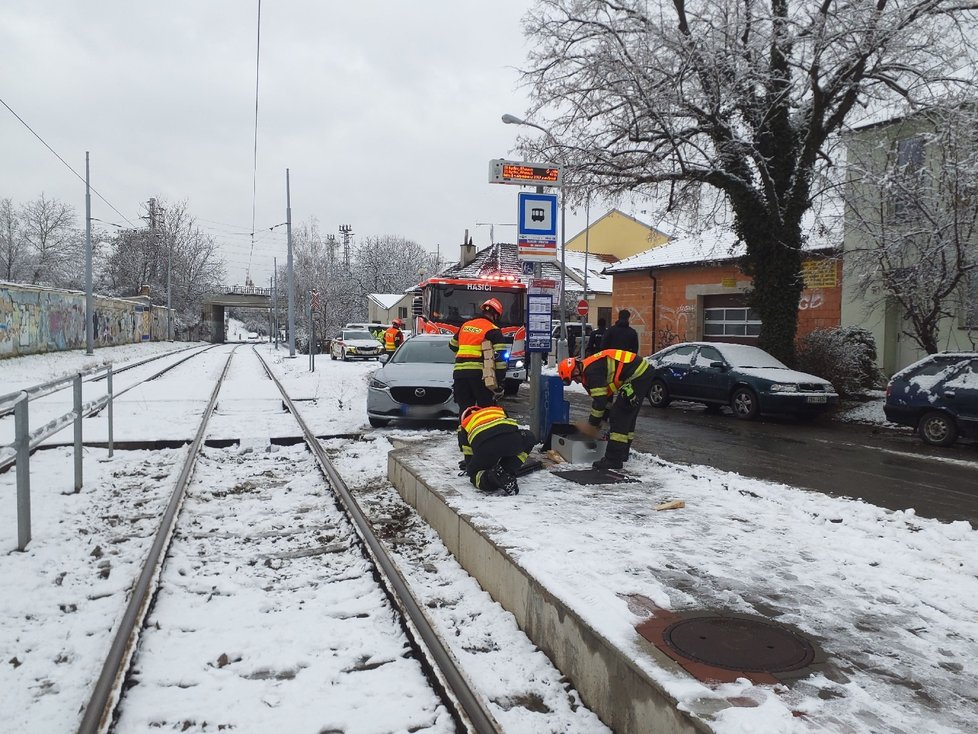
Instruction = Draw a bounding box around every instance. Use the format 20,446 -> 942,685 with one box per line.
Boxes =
489,158 -> 563,187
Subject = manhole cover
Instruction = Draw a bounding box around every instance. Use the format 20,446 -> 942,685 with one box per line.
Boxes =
662,616 -> 815,673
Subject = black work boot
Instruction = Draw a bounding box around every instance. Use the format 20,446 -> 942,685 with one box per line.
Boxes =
490,464 -> 519,495
593,456 -> 624,471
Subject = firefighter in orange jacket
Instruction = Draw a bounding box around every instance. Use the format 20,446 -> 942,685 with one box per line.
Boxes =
557,349 -> 654,471
383,319 -> 404,355
450,298 -> 508,465
459,405 -> 536,495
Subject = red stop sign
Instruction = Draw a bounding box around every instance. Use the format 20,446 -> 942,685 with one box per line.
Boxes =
576,299 -> 589,316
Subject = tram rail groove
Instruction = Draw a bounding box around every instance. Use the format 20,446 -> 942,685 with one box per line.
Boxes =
253,347 -> 502,734
78,345 -> 501,734
77,347 -> 236,734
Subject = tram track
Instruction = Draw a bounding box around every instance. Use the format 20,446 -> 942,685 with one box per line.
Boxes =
77,345 -> 501,734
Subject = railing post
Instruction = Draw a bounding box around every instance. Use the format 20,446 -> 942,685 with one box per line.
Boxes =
74,373 -> 83,492
107,366 -> 114,457
14,394 -> 31,551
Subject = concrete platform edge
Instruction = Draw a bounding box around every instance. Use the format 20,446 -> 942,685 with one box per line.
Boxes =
388,449 -> 714,734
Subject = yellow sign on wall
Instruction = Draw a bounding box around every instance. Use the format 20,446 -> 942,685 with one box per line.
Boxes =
721,277 -> 737,288
802,259 -> 837,288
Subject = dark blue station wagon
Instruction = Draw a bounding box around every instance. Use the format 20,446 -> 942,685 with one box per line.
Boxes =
884,352 -> 978,446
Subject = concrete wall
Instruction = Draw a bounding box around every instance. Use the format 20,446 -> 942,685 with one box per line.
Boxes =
0,281 -> 170,358
610,257 -> 843,355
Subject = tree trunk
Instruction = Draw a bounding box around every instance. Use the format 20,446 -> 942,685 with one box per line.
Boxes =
734,212 -> 804,365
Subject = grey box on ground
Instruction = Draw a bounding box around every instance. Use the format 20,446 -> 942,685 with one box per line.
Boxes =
553,432 -> 607,464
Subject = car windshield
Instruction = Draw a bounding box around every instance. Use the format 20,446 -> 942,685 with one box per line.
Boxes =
343,330 -> 375,341
391,339 -> 455,364
717,344 -> 788,369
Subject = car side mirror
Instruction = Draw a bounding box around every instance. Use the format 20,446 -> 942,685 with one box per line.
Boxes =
710,361 -> 727,370
379,354 -> 389,364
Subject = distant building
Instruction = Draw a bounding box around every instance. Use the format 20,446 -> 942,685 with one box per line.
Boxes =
367,293 -> 413,324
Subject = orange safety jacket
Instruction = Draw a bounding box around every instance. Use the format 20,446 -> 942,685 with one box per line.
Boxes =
581,349 -> 649,425
383,327 -> 403,353
459,405 -> 519,452
449,317 -> 507,379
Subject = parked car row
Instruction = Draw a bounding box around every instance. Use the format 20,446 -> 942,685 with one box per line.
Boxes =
355,327 -> 977,449
645,342 -> 977,448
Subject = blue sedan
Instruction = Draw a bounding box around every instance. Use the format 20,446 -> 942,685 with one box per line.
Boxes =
647,342 -> 838,420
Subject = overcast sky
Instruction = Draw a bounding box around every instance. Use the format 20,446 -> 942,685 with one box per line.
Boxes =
2,1 -> 612,285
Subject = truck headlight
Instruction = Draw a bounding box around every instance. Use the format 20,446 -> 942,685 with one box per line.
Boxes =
510,359 -> 525,369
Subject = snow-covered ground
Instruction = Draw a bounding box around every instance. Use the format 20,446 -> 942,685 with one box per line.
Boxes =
3,340 -> 977,733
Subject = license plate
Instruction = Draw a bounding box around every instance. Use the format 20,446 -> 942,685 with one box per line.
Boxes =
806,395 -> 827,404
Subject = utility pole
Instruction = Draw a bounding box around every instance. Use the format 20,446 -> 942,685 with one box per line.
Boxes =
273,256 -> 279,349
84,152 -> 94,355
339,224 -> 352,269
286,169 -> 296,357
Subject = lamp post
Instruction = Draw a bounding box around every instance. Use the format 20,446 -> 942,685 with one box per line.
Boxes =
84,152 -> 93,355
501,113 -> 568,363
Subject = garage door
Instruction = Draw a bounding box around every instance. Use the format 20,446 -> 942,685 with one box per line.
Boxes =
702,294 -> 761,343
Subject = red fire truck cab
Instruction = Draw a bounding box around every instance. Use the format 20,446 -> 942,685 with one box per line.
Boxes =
415,275 -> 527,395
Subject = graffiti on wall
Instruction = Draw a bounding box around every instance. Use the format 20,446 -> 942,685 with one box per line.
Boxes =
799,289 -> 825,310
0,283 -> 170,358
656,303 -> 695,348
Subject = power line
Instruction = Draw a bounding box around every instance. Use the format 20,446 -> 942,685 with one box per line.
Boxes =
0,94 -> 137,228
248,0 -> 262,281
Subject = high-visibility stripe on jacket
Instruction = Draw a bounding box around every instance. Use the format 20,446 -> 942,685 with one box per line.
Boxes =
383,327 -> 402,353
459,405 -> 519,452
449,317 -> 507,379
580,349 -> 649,425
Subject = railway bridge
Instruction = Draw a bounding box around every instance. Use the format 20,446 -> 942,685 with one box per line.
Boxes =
202,285 -> 272,342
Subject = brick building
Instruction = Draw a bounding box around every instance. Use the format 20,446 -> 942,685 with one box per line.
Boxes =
603,228 -> 842,356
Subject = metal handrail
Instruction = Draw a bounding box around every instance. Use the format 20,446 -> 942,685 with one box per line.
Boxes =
1,366 -> 114,551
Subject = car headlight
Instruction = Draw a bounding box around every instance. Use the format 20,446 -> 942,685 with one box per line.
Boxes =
770,383 -> 799,392
369,377 -> 388,390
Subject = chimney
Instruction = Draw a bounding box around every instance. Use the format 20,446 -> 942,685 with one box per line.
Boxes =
460,229 -> 476,267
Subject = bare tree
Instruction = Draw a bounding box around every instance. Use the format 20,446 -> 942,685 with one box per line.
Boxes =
20,194 -> 81,286
844,105 -> 978,353
0,197 -> 28,282
519,0 -> 978,362
103,198 -> 224,336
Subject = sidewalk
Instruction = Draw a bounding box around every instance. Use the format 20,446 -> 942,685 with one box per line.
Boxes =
389,433 -> 978,734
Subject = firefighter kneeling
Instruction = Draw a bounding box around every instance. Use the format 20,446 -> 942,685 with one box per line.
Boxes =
459,405 -> 536,495
557,349 -> 654,471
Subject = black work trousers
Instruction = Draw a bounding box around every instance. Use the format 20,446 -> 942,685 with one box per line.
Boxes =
454,373 -> 496,458
605,369 -> 655,463
467,430 -> 536,490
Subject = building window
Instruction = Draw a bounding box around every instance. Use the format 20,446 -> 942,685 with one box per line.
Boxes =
892,135 -> 926,220
398,306 -> 408,319
703,307 -> 762,338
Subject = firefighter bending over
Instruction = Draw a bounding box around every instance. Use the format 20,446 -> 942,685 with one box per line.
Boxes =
449,298 -> 508,467
557,349 -> 654,471
459,405 -> 536,495
383,319 -> 404,355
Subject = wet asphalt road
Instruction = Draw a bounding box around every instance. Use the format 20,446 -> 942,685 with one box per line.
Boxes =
506,390 -> 978,527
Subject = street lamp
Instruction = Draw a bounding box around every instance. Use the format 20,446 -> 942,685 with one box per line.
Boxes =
502,114 -> 568,363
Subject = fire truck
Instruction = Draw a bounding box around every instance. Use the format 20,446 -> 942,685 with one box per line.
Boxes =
414,274 -> 527,395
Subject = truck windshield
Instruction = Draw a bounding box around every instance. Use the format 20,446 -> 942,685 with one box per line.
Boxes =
428,285 -> 525,328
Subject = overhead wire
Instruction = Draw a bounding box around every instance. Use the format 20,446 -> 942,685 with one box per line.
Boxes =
247,0 -> 263,282
0,94 -> 138,228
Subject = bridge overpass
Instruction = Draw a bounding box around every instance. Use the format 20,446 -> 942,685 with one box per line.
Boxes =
203,286 -> 273,342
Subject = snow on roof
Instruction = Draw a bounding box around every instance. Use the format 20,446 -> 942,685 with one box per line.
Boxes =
437,242 -> 614,295
368,293 -> 407,310
605,220 -> 837,275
